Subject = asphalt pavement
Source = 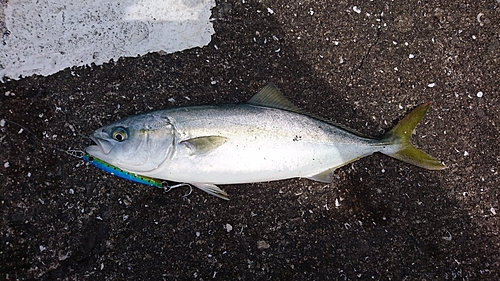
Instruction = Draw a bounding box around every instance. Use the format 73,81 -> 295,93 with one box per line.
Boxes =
1,0 -> 499,280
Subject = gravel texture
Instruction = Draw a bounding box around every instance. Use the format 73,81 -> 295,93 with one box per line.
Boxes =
1,0 -> 499,280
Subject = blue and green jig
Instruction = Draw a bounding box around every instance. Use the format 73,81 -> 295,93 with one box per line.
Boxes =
83,153 -> 163,188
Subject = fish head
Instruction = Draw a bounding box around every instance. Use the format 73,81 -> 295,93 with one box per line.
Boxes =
85,113 -> 175,173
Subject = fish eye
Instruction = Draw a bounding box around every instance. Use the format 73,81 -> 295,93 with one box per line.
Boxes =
111,127 -> 128,142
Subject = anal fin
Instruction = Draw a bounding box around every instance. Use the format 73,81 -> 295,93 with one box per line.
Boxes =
306,168 -> 337,183
306,156 -> 366,183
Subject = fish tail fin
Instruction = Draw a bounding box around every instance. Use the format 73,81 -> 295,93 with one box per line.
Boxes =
381,102 -> 446,170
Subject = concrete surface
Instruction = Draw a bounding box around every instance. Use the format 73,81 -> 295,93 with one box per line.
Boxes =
1,0 -> 499,280
0,0 -> 215,79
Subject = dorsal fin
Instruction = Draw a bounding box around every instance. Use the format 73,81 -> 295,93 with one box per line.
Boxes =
247,83 -> 302,112
249,83 -> 370,138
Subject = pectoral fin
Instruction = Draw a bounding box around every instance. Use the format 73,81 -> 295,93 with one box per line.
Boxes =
181,136 -> 228,155
191,183 -> 229,200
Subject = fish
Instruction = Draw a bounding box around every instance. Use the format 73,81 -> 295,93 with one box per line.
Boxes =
85,83 -> 446,200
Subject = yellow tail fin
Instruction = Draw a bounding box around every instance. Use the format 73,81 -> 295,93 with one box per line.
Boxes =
382,102 -> 446,170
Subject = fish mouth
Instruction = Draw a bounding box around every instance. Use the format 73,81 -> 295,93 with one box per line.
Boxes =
85,131 -> 114,156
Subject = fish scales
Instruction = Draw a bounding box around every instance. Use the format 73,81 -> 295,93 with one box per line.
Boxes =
158,104 -> 380,184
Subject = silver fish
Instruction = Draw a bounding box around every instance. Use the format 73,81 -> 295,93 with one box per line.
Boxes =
86,83 -> 446,199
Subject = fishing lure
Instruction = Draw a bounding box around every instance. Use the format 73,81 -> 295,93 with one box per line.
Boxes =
82,153 -> 163,188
